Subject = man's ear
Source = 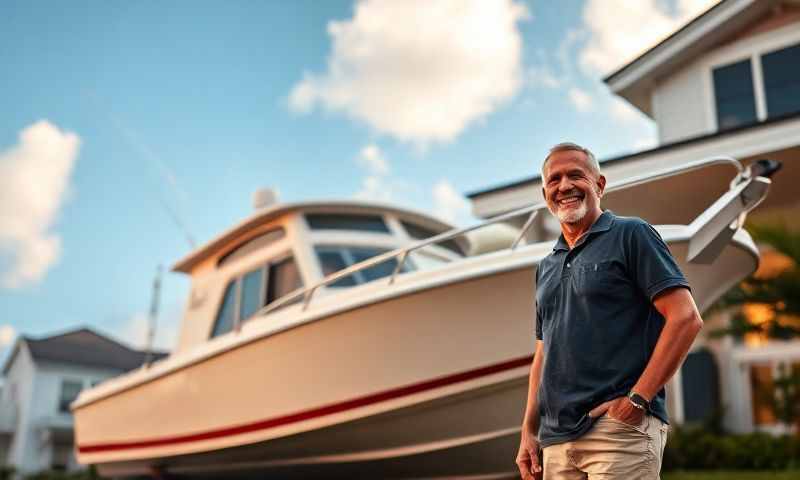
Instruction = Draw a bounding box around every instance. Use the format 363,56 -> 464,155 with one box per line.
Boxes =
541,187 -> 546,200
596,175 -> 607,197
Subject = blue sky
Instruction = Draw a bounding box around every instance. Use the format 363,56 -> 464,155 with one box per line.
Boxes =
0,0 -> 716,354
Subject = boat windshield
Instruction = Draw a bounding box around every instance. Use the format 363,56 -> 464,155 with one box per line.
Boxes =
315,246 -> 415,288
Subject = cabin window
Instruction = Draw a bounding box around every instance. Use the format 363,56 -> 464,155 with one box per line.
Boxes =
267,256 -> 303,304
317,250 -> 358,287
401,221 -> 464,256
211,280 -> 238,337
218,228 -> 285,267
210,255 -> 304,339
315,246 -> 413,287
239,267 -> 265,321
713,59 -> 757,130
762,42 -> 800,119
306,214 -> 390,233
59,379 -> 83,413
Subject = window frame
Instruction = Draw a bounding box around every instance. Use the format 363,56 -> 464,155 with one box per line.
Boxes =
209,250 -> 302,339
313,244 -> 415,288
58,378 -> 84,414
710,57 -> 759,131
705,26 -> 800,132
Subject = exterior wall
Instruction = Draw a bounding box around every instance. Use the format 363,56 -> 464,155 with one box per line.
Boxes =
652,17 -> 800,144
653,58 -> 711,144
4,345 -> 125,475
6,344 -> 39,474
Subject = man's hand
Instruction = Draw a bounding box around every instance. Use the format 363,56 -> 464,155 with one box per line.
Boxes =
516,429 -> 542,480
588,396 -> 645,427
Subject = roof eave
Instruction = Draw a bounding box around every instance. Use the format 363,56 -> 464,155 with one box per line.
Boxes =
605,0 -> 770,114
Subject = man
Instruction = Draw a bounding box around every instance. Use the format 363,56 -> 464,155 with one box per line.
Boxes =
515,142 -> 703,480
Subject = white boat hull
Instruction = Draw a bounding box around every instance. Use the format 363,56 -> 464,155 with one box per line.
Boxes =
74,231 -> 759,478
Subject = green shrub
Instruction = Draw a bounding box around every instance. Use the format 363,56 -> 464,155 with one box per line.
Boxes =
663,425 -> 800,471
0,466 -> 15,480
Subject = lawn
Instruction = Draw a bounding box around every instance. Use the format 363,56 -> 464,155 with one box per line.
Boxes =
664,471 -> 800,480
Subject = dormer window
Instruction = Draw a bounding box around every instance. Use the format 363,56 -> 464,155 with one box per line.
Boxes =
712,59 -> 757,130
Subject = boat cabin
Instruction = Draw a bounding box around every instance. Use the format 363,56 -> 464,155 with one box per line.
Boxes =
170,201 -> 470,353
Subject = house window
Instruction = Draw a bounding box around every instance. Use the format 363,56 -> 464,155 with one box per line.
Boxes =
762,42 -> 800,119
305,214 -> 390,233
713,59 -> 757,130
59,380 -> 83,413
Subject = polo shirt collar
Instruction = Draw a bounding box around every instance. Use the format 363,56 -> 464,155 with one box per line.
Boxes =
552,210 -> 616,252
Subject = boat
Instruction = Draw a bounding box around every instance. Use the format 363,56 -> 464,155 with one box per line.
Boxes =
72,156 -> 778,479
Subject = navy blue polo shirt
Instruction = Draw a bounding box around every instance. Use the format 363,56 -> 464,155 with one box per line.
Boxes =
534,210 -> 690,448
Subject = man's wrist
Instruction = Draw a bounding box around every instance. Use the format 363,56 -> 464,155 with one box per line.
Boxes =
627,391 -> 651,412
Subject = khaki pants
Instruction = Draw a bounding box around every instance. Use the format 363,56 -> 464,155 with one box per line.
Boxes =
542,414 -> 669,480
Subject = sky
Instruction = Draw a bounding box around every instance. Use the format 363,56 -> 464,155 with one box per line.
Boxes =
0,0 -> 718,357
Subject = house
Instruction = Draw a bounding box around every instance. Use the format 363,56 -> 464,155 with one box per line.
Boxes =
0,328 -> 167,475
467,0 -> 800,434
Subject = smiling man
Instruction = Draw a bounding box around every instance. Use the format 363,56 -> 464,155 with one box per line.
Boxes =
515,143 -> 703,480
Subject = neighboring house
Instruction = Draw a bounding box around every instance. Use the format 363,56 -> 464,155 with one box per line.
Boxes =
0,328 -> 167,475
467,0 -> 800,434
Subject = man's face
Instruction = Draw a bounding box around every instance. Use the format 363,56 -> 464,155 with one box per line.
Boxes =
541,150 -> 605,225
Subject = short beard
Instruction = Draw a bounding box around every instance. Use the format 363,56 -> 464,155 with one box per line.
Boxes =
549,199 -> 588,224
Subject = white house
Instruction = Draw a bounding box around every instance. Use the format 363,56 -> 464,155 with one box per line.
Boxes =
467,0 -> 800,434
0,328 -> 167,475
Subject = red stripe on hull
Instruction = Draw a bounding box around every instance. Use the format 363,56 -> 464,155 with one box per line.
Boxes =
78,354 -> 533,453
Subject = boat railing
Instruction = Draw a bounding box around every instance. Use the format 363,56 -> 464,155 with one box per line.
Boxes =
258,155 -> 746,316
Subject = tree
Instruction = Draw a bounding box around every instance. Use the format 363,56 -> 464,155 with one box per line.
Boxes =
711,222 -> 800,341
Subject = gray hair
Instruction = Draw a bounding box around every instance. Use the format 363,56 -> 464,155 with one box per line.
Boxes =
541,142 -> 601,179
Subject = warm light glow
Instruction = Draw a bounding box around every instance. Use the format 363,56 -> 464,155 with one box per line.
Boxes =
742,303 -> 773,347
753,249 -> 795,279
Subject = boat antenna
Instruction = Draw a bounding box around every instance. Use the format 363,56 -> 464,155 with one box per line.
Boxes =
144,265 -> 162,367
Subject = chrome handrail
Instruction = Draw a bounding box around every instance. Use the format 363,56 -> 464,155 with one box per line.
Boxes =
257,155 -> 744,316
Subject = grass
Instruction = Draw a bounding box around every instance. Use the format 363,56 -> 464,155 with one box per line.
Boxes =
664,471 -> 800,480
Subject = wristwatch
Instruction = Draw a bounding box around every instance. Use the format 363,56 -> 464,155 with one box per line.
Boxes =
627,391 -> 650,412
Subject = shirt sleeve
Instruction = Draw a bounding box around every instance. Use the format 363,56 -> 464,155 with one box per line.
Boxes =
628,221 -> 691,301
535,266 -> 543,340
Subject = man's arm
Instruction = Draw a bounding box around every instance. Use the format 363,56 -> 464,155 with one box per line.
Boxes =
516,340 -> 545,480
632,286 -> 703,400
590,286 -> 702,422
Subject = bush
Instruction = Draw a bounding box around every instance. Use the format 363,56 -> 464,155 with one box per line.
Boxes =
663,425 -> 800,471
0,466 -> 15,480
24,466 -> 102,480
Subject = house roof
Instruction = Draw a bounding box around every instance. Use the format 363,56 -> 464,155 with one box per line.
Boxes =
604,0 -> 784,117
2,328 -> 168,375
465,110 -> 800,200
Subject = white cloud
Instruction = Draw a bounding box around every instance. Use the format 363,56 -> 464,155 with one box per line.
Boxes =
121,312 -> 179,352
527,65 -> 562,89
288,0 -> 530,144
568,87 -> 594,113
356,144 -> 389,176
0,121 -> 80,288
579,0 -> 719,74
432,179 -> 471,225
0,325 -> 16,347
610,97 -> 643,123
